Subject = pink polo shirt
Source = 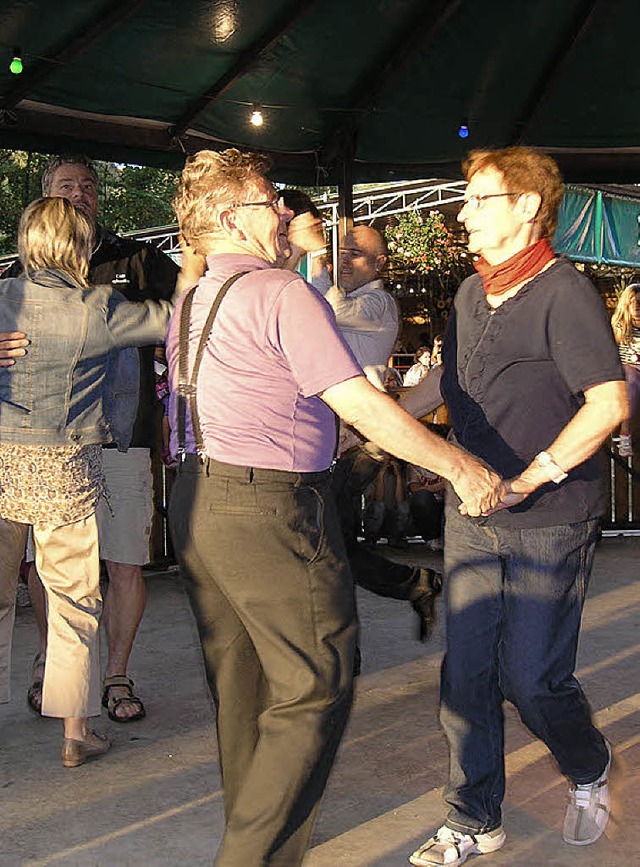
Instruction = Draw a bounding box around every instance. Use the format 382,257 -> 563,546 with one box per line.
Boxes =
166,254 -> 362,472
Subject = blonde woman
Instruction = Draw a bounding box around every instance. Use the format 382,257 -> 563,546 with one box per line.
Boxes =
611,283 -> 640,456
0,198 -> 171,767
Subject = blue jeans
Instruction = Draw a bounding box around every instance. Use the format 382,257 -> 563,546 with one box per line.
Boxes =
440,502 -> 609,834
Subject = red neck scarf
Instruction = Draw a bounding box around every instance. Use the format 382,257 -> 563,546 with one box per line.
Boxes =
474,238 -> 556,296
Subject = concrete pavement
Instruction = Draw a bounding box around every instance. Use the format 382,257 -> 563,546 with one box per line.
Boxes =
1,537 -> 639,866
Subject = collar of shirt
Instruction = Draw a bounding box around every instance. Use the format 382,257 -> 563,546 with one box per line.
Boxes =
336,277 -> 385,298
204,253 -> 274,283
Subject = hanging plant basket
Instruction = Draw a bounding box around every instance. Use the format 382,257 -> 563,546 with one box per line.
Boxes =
385,209 -> 462,276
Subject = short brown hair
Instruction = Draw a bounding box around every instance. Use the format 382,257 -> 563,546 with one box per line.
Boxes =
463,147 -> 564,239
18,197 -> 93,287
173,148 -> 272,254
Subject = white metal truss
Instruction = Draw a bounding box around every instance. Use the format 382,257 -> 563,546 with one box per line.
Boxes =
0,178 -> 466,272
131,179 -> 468,254
124,226 -> 182,258
315,179 -> 467,226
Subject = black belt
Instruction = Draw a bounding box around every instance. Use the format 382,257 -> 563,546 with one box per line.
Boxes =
178,454 -> 331,485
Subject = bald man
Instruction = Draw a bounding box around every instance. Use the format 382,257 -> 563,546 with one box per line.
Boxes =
323,226 -> 398,389
322,226 -> 441,650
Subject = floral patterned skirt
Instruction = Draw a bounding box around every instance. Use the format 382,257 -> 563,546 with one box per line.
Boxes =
0,442 -> 103,528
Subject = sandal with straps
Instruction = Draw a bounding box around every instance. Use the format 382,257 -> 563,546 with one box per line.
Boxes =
102,674 -> 146,723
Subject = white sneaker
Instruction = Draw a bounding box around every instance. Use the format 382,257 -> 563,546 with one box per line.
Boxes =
563,745 -> 611,846
409,824 -> 506,866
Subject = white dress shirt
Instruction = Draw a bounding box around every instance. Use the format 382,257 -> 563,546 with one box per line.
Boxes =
322,279 -> 398,389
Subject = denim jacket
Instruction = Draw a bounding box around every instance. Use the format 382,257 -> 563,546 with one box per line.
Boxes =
0,268 -> 172,448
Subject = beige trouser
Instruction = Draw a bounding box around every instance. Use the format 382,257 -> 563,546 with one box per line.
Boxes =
0,518 -> 26,703
0,514 -> 102,716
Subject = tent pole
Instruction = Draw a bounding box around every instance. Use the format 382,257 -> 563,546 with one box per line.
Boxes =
595,189 -> 603,263
335,139 -> 355,279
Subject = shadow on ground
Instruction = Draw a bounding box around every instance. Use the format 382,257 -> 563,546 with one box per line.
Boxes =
1,538 -> 638,866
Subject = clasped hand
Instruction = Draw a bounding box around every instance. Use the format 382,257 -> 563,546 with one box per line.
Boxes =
0,331 -> 29,367
454,457 -> 531,518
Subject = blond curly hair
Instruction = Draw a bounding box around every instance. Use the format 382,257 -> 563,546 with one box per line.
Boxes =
611,283 -> 640,346
173,149 -> 272,255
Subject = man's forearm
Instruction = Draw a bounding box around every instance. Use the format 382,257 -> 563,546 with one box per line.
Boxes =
322,375 -> 504,515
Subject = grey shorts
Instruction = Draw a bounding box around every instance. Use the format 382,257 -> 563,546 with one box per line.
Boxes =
96,448 -> 153,566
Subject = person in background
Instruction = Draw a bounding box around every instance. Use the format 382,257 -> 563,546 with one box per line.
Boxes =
409,146 -> 628,867
2,154 -> 197,722
363,455 -> 409,549
404,345 -> 432,386
281,188 -> 332,291
431,334 -> 444,367
611,282 -> 640,456
322,225 -> 397,388
0,197 -> 171,766
362,367 -> 410,549
406,461 -> 445,551
322,227 -> 443,640
282,209 -> 443,639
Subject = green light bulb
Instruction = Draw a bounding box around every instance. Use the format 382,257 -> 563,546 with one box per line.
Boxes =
10,56 -> 23,75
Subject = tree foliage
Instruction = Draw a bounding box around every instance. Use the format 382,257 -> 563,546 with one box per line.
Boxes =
0,151 -> 51,255
0,150 -> 180,256
99,162 -> 179,234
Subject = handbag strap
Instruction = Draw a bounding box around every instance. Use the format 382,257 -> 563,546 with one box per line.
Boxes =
176,271 -> 248,459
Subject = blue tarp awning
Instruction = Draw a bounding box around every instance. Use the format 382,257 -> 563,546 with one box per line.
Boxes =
554,185 -> 640,267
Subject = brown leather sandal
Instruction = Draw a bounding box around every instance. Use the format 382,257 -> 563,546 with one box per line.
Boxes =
101,674 -> 146,723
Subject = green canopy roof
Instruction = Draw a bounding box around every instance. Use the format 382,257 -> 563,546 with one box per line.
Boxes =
2,0 -> 640,182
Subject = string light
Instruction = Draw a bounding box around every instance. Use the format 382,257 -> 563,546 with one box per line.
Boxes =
458,118 -> 469,139
9,47 -> 23,75
250,105 -> 264,127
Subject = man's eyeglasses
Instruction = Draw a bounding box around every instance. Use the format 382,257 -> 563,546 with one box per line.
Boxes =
234,194 -> 281,212
462,193 -> 518,210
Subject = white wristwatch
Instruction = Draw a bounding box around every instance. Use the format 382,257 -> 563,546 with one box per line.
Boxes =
534,450 -> 568,484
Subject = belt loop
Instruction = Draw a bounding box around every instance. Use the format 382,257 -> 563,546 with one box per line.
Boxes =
249,467 -> 254,482
205,457 -> 211,477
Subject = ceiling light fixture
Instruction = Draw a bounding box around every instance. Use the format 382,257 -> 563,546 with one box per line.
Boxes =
250,105 -> 264,127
